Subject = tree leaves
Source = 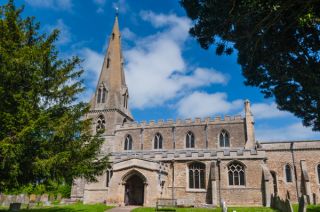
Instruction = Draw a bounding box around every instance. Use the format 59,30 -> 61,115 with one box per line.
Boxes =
0,1 -> 108,191
181,0 -> 320,131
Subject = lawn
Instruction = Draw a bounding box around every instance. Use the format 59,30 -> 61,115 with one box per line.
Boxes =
132,207 -> 279,212
132,205 -> 320,212
0,203 -> 113,212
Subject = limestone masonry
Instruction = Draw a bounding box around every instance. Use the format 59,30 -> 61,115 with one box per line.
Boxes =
70,16 -> 320,207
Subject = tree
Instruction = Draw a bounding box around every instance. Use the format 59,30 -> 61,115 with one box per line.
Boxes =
180,0 -> 320,131
0,0 -> 108,192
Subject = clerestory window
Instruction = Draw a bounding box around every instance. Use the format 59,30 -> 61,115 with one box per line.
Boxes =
154,133 -> 163,149
124,134 -> 133,150
186,131 -> 195,148
219,130 -> 230,148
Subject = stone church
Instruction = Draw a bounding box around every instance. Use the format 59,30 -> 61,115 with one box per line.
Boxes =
71,16 -> 320,207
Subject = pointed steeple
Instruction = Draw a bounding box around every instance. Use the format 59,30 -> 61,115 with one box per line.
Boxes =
90,15 -> 133,123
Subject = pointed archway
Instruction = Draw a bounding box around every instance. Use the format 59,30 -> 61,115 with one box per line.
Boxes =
123,170 -> 147,206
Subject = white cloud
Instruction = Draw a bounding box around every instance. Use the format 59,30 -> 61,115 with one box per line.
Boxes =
79,48 -> 104,87
177,92 -> 243,118
251,102 -> 291,120
124,12 -> 228,109
256,122 -> 320,141
25,0 -> 72,10
93,0 -> 106,13
45,19 -> 71,45
112,0 -> 129,14
72,48 -> 104,103
122,28 -> 136,40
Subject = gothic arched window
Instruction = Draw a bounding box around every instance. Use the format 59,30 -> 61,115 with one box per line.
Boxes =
96,115 -> 105,133
123,92 -> 128,109
97,88 -> 102,103
228,161 -> 245,186
219,130 -> 230,148
186,131 -> 195,148
317,164 -> 320,184
285,164 -> 293,182
107,58 -> 110,68
106,166 -> 113,187
154,133 -> 163,149
102,88 -> 107,103
97,85 -> 107,104
124,135 -> 133,150
188,162 -> 205,189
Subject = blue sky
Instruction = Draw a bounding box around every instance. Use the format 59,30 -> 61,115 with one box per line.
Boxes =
14,0 -> 320,142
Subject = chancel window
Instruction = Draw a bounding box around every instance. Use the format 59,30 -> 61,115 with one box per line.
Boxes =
228,161 -> 245,186
219,130 -> 230,148
186,131 -> 195,148
106,167 -> 113,187
154,133 -> 163,149
317,164 -> 320,184
285,164 -> 293,182
96,115 -> 105,133
124,134 -> 133,150
188,162 -> 205,189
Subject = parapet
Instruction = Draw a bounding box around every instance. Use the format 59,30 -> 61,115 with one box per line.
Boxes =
116,115 -> 244,130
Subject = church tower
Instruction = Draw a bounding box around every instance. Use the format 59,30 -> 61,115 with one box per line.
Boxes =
88,15 -> 133,135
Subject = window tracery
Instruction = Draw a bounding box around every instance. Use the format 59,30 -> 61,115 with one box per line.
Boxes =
188,162 -> 205,189
228,161 -> 245,186
186,131 -> 195,148
219,130 -> 230,148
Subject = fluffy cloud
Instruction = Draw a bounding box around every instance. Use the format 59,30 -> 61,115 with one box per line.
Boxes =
45,19 -> 71,45
124,12 -> 228,109
256,122 -> 320,141
177,92 -> 243,118
251,102 -> 291,120
25,0 -> 72,10
79,48 -> 104,87
121,28 -> 136,40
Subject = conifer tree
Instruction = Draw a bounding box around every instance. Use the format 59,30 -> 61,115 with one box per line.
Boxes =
0,0 -> 108,191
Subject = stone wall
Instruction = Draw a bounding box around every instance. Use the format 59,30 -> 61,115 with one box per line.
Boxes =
113,116 -> 246,152
262,141 -> 320,203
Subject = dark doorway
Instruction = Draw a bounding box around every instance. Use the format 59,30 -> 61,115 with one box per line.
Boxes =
124,174 -> 144,205
270,171 -> 278,195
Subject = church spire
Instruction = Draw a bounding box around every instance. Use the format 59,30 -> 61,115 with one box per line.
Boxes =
90,15 -> 133,122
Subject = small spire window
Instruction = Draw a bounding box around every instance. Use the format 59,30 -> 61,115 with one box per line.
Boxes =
107,58 -> 110,68
123,92 -> 128,109
97,85 -> 107,104
97,88 -> 102,103
102,88 -> 107,103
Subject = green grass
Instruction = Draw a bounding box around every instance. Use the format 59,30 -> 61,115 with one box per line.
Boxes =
0,203 -> 113,212
132,207 -> 278,212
